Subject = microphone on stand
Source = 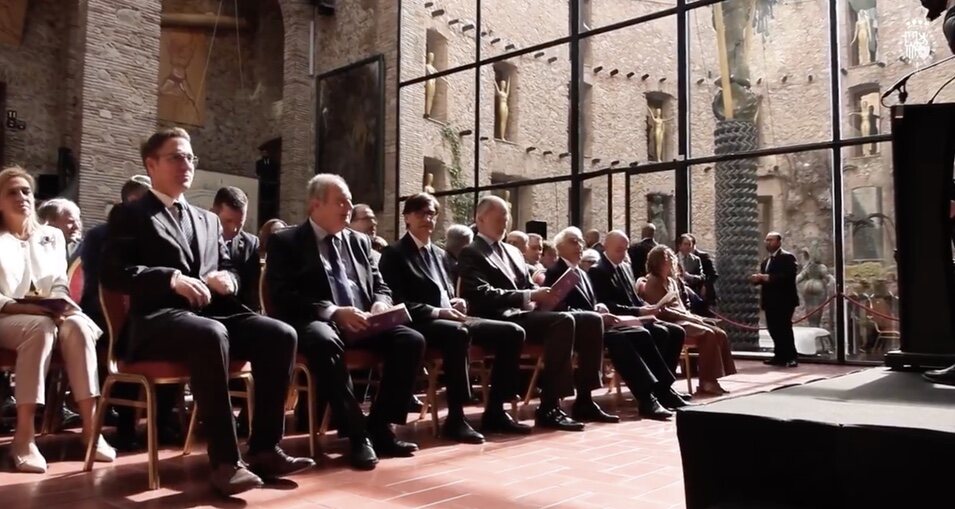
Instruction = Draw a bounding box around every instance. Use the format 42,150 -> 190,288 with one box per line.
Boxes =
881,54 -> 955,107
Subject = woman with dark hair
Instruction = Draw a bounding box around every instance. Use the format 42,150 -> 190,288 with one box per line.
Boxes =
0,166 -> 114,473
639,245 -> 736,395
257,218 -> 288,260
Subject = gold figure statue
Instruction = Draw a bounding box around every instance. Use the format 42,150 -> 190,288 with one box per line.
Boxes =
495,79 -> 510,140
850,10 -> 874,65
648,107 -> 670,162
425,52 -> 438,118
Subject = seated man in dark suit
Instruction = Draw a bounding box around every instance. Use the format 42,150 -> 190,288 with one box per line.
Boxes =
458,195 -> 610,431
266,174 -> 426,470
379,193 -> 528,441
589,230 -> 687,375
103,128 -> 313,496
688,233 -> 718,308
442,224 -> 473,286
628,223 -> 658,278
546,227 -> 686,419
212,186 -> 260,311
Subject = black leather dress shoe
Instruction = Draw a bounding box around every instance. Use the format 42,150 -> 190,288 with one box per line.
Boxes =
924,363 -> 955,386
638,395 -> 674,421
655,388 -> 695,410
481,410 -> 533,435
372,434 -> 419,457
570,400 -> 620,423
350,438 -> 379,470
784,360 -> 799,368
535,406 -> 585,431
246,446 -> 315,479
210,462 -> 263,496
442,418 -> 486,444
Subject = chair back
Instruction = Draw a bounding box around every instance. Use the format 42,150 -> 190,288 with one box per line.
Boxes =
99,285 -> 130,375
67,259 -> 84,301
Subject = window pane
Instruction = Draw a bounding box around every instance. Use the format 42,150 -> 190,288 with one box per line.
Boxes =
399,69 -> 477,231
487,181 -> 572,239
690,150 -> 837,359
479,44 -> 571,185
482,1 -> 568,60
582,0 -> 676,32
629,170 -> 676,248
582,16 -> 678,173
401,0 -> 477,82
688,2 -> 832,158
842,141 -> 896,362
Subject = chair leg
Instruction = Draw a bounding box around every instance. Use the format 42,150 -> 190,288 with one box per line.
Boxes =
182,399 -> 199,456
683,350 -> 693,395
145,381 -> 160,490
418,365 -> 431,422
244,375 -> 255,438
427,361 -> 442,437
522,357 -> 544,407
319,403 -> 331,436
84,377 -> 115,472
40,369 -> 65,435
303,367 -> 317,458
480,361 -> 490,407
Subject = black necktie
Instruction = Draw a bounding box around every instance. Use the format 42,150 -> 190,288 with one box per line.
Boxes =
325,235 -> 355,307
577,267 -> 595,306
492,242 -> 516,282
174,202 -> 196,253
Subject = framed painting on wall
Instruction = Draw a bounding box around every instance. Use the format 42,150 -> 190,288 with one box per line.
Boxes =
316,55 -> 385,211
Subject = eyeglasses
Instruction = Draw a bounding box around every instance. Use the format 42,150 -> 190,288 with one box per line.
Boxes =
159,152 -> 199,166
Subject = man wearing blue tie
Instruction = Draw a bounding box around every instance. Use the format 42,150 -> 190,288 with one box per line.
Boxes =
266,174 -> 426,470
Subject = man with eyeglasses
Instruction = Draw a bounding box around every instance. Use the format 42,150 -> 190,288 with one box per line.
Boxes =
103,127 -> 313,495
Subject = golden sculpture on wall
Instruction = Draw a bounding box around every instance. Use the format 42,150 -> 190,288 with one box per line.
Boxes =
157,28 -> 209,126
0,0 -> 28,47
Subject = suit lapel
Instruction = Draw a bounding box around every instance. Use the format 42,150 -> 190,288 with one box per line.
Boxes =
476,236 -> 517,289
343,230 -> 371,303
402,234 -> 441,290
146,194 -> 194,268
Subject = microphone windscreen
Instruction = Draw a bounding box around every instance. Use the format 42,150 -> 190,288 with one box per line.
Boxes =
946,8 -> 955,54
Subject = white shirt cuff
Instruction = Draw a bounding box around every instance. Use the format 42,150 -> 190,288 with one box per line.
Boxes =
431,308 -> 441,318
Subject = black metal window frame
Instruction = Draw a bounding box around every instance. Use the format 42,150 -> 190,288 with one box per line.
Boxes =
395,0 -> 895,363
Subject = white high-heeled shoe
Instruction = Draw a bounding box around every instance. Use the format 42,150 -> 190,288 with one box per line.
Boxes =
12,441 -> 48,473
89,435 -> 116,463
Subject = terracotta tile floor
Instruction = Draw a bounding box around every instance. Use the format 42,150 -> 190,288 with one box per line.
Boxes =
0,360 -> 861,508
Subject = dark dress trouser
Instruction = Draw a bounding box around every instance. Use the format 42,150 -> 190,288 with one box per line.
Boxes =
412,318 -> 524,412
766,306 -> 797,362
297,322 -> 425,438
131,309 -> 296,466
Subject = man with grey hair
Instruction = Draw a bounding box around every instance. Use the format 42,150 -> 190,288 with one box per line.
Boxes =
37,197 -> 83,264
506,230 -> 528,253
443,224 -> 473,284
267,173 -> 426,469
458,195 -> 604,431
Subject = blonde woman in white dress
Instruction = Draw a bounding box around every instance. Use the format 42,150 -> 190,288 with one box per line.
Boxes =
0,166 -> 114,473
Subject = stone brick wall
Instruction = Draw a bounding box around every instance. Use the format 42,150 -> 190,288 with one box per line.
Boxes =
0,0 -> 73,174
75,0 -> 162,225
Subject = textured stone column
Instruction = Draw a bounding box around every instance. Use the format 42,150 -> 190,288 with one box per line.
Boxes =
76,1 -> 161,225
278,0 -> 315,224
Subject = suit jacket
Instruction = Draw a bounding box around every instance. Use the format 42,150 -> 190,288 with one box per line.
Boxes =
379,233 -> 456,323
79,223 -> 108,323
226,230 -> 261,311
759,249 -> 799,311
627,238 -> 657,278
458,235 -> 536,319
694,248 -> 718,303
543,258 -> 598,312
588,253 -> 651,316
678,252 -> 704,291
265,222 -> 391,327
0,224 -> 102,338
102,193 -> 241,357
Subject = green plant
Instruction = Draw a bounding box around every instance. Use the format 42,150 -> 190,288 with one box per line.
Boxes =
440,126 -> 474,224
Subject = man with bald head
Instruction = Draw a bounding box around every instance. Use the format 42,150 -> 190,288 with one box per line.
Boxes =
546,227 -> 681,419
267,174 -> 426,469
590,230 -> 687,374
458,195 -> 605,431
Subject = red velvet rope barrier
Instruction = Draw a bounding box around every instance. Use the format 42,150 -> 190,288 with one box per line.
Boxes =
709,292 -> 900,331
